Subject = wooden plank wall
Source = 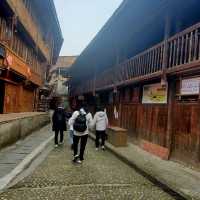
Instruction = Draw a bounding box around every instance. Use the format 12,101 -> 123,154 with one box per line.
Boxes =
20,87 -> 35,112
106,104 -> 120,127
4,83 -> 19,113
4,83 -> 35,113
107,103 -> 168,146
171,103 -> 200,163
120,103 -> 138,134
106,99 -> 200,164
136,104 -> 168,147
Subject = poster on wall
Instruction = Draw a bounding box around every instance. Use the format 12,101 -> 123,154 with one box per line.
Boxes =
181,77 -> 200,95
142,83 -> 168,104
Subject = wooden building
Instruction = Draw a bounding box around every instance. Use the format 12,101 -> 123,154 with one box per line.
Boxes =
48,56 -> 77,109
0,0 -> 63,113
70,0 -> 200,166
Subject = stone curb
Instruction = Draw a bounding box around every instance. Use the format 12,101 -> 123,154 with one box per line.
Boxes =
0,135 -> 54,192
0,113 -> 49,125
89,133 -> 194,200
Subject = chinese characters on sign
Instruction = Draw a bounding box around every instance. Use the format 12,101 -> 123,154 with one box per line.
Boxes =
181,78 -> 200,95
142,83 -> 168,104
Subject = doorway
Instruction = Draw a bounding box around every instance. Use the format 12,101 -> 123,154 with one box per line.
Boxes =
0,81 -> 5,113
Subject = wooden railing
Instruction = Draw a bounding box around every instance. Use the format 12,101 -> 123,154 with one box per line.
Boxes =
167,23 -> 200,68
73,22 -> 200,95
0,16 -> 44,80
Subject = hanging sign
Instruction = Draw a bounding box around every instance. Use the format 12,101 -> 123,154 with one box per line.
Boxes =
142,83 -> 168,104
114,106 -> 119,119
6,55 -> 13,68
181,78 -> 200,95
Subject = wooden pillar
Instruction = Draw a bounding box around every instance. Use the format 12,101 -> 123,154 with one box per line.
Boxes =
164,14 -> 171,40
166,79 -> 175,153
18,84 -> 23,112
162,14 -> 171,83
33,87 -> 39,111
196,89 -> 200,162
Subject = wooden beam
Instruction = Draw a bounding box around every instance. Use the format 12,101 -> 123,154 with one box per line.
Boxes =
166,79 -> 175,153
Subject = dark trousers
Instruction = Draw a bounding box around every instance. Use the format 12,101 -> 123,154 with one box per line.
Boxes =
95,130 -> 106,148
55,130 -> 64,145
73,134 -> 88,161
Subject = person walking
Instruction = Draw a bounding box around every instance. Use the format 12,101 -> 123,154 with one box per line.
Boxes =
52,105 -> 67,147
93,106 -> 109,151
69,106 -> 92,163
68,116 -> 74,150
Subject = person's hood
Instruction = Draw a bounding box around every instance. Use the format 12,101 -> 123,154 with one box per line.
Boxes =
80,108 -> 86,115
97,111 -> 105,118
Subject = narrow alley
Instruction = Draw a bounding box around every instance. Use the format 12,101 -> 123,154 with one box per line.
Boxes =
1,0 -> 200,199
0,137 -> 177,200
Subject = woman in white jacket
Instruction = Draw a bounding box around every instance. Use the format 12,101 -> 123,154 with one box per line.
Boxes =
93,106 -> 108,150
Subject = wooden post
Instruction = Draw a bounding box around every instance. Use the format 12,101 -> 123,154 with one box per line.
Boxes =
166,79 -> 175,154
162,14 -> 171,82
196,83 -> 200,162
18,84 -> 23,112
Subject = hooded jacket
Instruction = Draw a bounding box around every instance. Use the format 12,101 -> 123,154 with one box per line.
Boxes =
93,111 -> 108,131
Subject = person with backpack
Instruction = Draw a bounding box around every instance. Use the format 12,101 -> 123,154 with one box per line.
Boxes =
69,107 -> 93,163
68,115 -> 74,150
93,106 -> 109,151
52,105 -> 67,147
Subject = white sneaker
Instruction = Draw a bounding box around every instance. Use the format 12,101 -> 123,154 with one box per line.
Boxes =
101,146 -> 105,150
76,160 -> 82,164
55,144 -> 58,148
95,148 -> 99,151
59,142 -> 64,145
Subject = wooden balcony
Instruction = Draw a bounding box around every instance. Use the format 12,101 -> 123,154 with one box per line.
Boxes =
5,46 -> 43,86
6,0 -> 51,62
73,22 -> 200,95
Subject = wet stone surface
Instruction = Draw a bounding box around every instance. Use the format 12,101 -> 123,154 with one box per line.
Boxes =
0,139 -> 175,200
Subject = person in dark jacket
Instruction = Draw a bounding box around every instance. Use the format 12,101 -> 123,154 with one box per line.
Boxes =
52,106 -> 67,147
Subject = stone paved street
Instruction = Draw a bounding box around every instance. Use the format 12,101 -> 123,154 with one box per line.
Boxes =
0,125 -> 52,179
0,139 -> 176,200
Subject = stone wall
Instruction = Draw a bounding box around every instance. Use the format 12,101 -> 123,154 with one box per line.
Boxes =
0,113 -> 50,150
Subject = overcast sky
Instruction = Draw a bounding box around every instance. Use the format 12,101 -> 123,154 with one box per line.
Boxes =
54,0 -> 123,56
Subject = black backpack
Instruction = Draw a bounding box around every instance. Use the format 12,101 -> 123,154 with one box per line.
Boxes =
73,113 -> 87,132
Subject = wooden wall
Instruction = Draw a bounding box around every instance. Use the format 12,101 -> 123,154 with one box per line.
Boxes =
106,104 -> 120,127
107,103 -> 168,147
20,87 -> 35,112
136,104 -> 168,147
4,83 -> 19,113
4,83 -> 35,113
171,103 -> 200,163
104,83 -> 200,165
120,103 -> 138,134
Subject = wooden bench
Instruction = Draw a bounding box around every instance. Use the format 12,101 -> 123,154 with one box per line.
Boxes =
107,126 -> 128,147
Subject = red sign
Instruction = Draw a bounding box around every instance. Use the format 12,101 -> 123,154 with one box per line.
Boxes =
6,55 -> 13,67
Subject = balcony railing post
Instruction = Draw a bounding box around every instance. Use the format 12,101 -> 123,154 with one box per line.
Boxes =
161,40 -> 168,84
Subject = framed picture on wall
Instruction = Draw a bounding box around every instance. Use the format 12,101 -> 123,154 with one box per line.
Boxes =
142,83 -> 168,104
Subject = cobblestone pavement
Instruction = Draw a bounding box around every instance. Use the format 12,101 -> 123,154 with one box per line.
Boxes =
0,139 -> 175,200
